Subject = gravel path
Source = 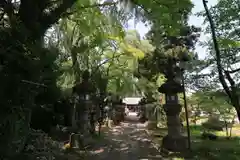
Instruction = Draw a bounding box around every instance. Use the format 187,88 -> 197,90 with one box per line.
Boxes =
84,114 -> 163,160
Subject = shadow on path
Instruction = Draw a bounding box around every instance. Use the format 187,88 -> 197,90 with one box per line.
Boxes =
84,113 -> 163,160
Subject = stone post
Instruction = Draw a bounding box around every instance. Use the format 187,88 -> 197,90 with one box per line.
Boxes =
158,80 -> 188,152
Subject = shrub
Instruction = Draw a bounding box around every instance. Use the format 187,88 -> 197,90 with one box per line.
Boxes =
202,116 -> 224,131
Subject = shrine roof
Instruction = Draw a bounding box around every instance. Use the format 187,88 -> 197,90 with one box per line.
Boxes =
122,97 -> 142,105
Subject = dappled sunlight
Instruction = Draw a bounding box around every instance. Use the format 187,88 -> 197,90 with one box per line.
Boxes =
118,146 -> 130,151
111,126 -> 125,135
117,143 -> 130,151
90,148 -> 105,154
111,130 -> 123,135
111,138 -> 124,142
134,137 -> 151,142
83,114 -> 163,160
138,154 -> 163,160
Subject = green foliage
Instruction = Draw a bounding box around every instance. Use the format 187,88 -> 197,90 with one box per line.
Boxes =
189,90 -> 236,120
189,125 -> 240,160
122,0 -> 194,35
190,0 -> 240,118
55,8 -> 156,96
3,0 -> 237,158
0,0 -> 79,157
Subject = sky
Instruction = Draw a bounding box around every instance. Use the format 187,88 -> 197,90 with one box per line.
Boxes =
127,0 -> 218,60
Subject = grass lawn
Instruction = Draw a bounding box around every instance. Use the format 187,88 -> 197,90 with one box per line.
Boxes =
148,125 -> 240,160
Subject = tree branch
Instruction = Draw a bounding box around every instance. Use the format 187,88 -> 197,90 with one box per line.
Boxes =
202,0 -> 232,99
92,52 -> 124,75
62,1 -> 118,16
0,0 -> 15,21
41,0 -> 78,33
225,68 -> 240,74
17,0 -> 77,40
224,70 -> 235,87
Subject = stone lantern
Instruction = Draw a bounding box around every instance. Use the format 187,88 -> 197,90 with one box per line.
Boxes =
76,71 -> 94,131
112,96 -> 124,124
70,70 -> 95,149
138,97 -> 148,123
104,93 -> 113,127
158,58 -> 188,152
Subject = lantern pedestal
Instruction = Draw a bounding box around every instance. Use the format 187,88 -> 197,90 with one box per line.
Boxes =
158,80 -> 188,152
162,135 -> 188,152
161,103 -> 188,151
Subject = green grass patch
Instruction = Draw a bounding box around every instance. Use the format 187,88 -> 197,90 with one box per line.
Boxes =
190,137 -> 240,160
149,125 -> 240,160
189,125 -> 240,159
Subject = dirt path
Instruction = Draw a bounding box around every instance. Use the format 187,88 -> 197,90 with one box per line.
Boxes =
84,115 -> 163,160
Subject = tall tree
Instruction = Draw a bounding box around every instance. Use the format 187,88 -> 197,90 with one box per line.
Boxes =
202,0 -> 240,121
0,0 -> 78,158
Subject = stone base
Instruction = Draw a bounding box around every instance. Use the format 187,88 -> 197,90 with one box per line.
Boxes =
161,135 -> 188,152
70,133 -> 83,149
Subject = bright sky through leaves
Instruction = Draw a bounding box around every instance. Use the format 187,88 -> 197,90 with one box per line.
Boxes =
127,0 -> 218,60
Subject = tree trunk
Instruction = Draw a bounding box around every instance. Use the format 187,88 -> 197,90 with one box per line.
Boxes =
0,1 -> 78,158
202,0 -> 240,121
0,109 -> 31,159
229,115 -> 236,138
72,102 -> 77,129
235,108 -> 240,122
224,120 -> 229,137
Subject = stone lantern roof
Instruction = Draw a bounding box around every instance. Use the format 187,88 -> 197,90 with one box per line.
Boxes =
158,80 -> 183,94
